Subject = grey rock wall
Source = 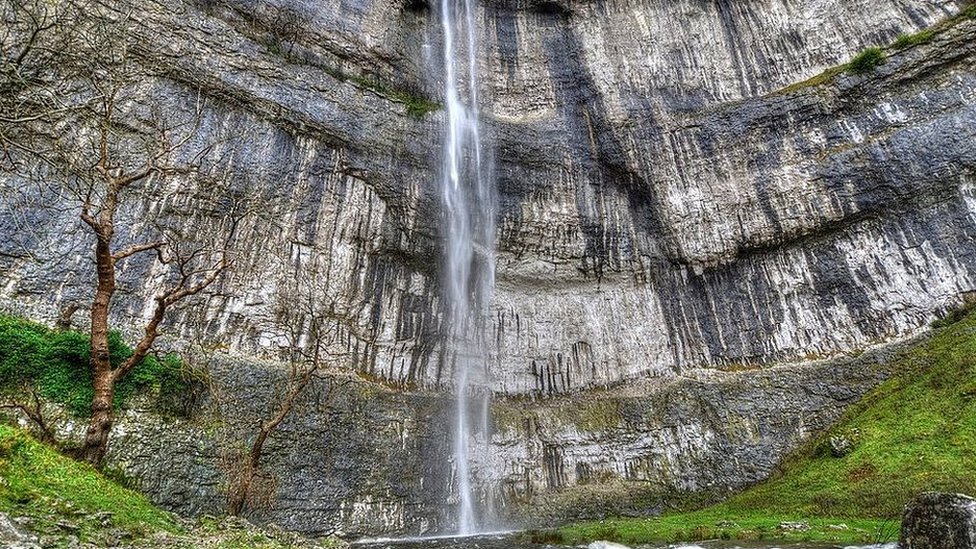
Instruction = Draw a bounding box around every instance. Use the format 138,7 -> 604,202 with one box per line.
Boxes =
76,357 -> 458,538
2,0 -> 976,537
73,342 -> 896,536
2,0 -> 973,394
901,492 -> 976,549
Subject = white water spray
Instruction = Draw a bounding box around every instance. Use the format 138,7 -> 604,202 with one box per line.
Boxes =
439,0 -> 494,535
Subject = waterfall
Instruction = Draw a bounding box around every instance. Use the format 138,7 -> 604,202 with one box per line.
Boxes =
439,0 -> 494,535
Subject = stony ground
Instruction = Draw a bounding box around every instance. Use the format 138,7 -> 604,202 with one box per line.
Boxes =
1,512 -> 348,549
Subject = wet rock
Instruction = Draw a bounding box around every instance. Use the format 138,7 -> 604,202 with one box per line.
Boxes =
901,492 -> 976,549
587,542 -> 632,549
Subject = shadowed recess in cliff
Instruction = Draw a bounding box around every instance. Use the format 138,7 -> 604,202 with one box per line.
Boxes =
537,22 -> 676,280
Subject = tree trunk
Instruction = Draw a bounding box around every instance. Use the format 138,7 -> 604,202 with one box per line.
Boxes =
80,231 -> 116,466
227,370 -> 318,515
80,368 -> 115,465
228,427 -> 269,516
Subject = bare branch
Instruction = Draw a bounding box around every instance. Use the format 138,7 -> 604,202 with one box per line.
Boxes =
112,240 -> 164,261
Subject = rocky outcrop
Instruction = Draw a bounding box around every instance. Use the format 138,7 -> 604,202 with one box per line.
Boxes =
473,342 -> 900,525
94,357 -> 457,538
61,339 -> 897,535
901,492 -> 976,549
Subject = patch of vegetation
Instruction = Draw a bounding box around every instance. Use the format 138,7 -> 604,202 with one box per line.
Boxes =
553,307 -> 976,544
0,425 -> 180,541
319,63 -> 440,119
964,2 -> 976,19
777,65 -> 846,95
931,297 -> 976,329
846,47 -> 886,75
0,315 -> 187,416
893,29 -> 936,49
346,74 -> 440,119
561,399 -> 622,433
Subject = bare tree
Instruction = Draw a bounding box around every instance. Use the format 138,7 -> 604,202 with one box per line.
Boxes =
0,387 -> 60,444
1,0 -> 245,465
225,249 -> 351,516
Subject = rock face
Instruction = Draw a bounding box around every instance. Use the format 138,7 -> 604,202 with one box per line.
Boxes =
81,342 -> 895,535
97,357 -> 457,538
0,513 -> 40,549
1,0 -> 974,393
475,344 -> 897,525
1,0 -> 976,537
901,492 -> 976,549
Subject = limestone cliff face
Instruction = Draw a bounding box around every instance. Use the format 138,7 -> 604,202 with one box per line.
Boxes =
2,0 -> 974,394
2,0 -> 976,536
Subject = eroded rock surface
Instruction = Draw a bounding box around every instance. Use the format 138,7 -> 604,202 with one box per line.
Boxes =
2,0 -> 974,393
2,0 -> 975,537
58,342 -> 898,535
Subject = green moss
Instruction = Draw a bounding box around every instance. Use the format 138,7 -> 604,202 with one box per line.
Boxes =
777,65 -> 845,95
564,399 -> 622,433
0,315 -> 187,416
0,425 -> 180,541
847,47 -> 886,75
346,74 -> 440,119
489,402 -> 527,433
555,307 -> 976,544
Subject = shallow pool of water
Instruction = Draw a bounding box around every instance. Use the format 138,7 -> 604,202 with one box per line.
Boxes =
351,532 -> 899,549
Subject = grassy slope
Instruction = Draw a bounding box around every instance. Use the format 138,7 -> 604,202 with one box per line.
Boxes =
0,424 -> 180,541
551,309 -> 976,545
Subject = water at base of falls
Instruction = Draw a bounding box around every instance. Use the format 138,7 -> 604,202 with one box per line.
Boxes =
351,534 -> 899,549
438,0 -> 495,537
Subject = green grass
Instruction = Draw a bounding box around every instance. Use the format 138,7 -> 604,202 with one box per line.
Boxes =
965,2 -> 976,19
547,306 -> 976,545
0,315 -> 187,416
893,29 -> 936,48
846,47 -> 886,75
0,424 -> 180,541
777,46 -> 884,94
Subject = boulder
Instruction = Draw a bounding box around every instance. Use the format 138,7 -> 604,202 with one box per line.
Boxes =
901,492 -> 976,549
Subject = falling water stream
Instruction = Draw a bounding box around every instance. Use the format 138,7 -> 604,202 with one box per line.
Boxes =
439,0 -> 495,535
